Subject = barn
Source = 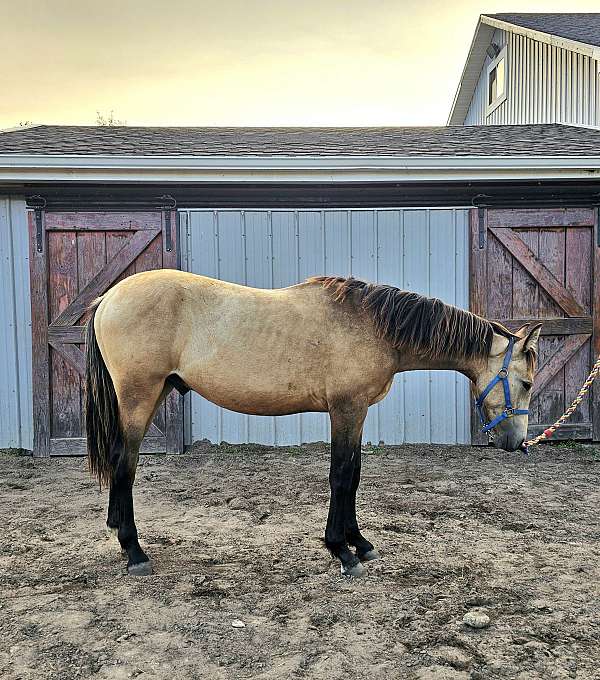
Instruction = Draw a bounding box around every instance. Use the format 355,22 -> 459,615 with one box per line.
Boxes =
1,14 -> 600,456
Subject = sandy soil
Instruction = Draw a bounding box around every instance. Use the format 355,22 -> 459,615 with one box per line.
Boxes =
0,441 -> 599,680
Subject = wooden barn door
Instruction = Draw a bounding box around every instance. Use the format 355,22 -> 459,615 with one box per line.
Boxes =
470,208 -> 600,444
29,210 -> 183,457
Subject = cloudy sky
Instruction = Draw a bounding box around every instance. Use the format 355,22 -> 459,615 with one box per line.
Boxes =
1,1 -> 599,128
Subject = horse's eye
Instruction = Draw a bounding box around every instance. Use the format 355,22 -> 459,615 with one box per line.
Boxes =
522,380 -> 533,391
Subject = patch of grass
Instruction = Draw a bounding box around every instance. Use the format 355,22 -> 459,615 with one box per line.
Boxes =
555,440 -> 580,449
363,445 -> 385,455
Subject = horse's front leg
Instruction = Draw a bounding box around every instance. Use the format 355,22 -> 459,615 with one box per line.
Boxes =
325,399 -> 368,577
345,448 -> 380,562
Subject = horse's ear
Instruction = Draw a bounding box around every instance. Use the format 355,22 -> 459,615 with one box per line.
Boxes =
513,323 -> 531,338
488,321 -> 512,356
490,320 -> 512,336
522,323 -> 543,352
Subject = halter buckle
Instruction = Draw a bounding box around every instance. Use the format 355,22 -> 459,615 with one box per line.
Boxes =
498,368 -> 509,378
504,407 -> 514,418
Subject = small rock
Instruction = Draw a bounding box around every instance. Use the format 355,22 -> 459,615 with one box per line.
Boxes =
231,619 -> 246,628
462,610 -> 490,629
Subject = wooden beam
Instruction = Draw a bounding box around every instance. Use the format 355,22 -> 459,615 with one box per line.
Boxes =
166,389 -> 184,454
48,325 -> 85,343
49,341 -> 86,377
52,228 -> 160,327
490,227 -> 586,318
527,422 -> 592,441
469,209 -> 488,446
50,435 -> 167,456
28,213 -> 51,457
532,333 -> 590,399
593,212 -> 600,441
44,212 -> 162,231
493,317 -> 592,336
487,208 -> 595,229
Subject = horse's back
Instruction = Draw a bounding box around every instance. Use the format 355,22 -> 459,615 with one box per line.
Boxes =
94,270 -> 397,415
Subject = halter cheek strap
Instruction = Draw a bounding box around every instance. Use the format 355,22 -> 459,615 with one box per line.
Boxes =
475,336 -> 528,433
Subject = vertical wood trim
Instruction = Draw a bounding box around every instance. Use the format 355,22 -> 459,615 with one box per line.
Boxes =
165,389 -> 184,454
593,210 -> 600,441
163,209 -> 184,452
28,213 -> 50,457
469,209 -> 488,445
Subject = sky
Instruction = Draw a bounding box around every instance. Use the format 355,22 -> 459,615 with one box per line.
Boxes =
1,1 -> 599,129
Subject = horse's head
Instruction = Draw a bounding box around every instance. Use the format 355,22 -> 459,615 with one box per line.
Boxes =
473,323 -> 542,452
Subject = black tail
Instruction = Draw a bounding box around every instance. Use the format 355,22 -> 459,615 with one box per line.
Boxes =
86,302 -> 120,488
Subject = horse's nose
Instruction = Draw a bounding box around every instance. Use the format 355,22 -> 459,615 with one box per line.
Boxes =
494,432 -> 524,452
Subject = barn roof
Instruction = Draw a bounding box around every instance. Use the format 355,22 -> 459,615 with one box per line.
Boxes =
2,124 -> 600,186
483,13 -> 600,49
448,13 -> 600,125
1,123 -> 600,157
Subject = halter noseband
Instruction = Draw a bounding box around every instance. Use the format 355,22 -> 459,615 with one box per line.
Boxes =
475,336 -> 528,433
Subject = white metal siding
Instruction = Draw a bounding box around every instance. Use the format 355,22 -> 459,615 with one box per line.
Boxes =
181,208 -> 470,447
0,198 -> 32,450
464,29 -> 600,126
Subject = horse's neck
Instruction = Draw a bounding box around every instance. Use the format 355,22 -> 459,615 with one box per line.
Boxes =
398,352 -> 481,382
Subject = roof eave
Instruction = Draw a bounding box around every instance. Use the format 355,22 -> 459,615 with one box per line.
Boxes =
1,154 -> 599,184
481,15 -> 600,60
447,19 -> 495,125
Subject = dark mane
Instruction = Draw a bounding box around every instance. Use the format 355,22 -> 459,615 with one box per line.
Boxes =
310,276 -> 512,361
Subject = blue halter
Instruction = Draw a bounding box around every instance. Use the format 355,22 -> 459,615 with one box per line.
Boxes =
475,336 -> 528,434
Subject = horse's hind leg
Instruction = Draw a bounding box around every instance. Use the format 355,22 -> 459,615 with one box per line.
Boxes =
325,399 -> 368,577
107,381 -> 168,575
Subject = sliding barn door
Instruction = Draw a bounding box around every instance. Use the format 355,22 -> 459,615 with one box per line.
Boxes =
470,208 -> 600,444
29,210 -> 183,457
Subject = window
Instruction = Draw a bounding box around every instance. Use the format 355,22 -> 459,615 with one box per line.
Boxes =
486,47 -> 507,115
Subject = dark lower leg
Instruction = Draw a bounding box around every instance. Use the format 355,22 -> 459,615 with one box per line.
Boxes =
111,449 -> 150,573
106,484 -> 119,532
325,402 -> 367,576
345,453 -> 377,560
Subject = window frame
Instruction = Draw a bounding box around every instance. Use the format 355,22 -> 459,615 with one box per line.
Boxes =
485,46 -> 508,117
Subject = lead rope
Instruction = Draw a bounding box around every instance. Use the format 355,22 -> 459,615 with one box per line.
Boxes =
521,352 -> 600,453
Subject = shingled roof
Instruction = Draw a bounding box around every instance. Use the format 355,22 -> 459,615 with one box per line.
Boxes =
483,13 -> 600,49
1,124 -> 600,157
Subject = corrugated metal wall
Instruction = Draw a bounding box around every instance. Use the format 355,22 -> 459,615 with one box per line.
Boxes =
181,208 -> 470,447
0,198 -> 32,450
465,29 -> 600,126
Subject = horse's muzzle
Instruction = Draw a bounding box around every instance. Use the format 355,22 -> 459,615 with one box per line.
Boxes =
494,431 -> 526,452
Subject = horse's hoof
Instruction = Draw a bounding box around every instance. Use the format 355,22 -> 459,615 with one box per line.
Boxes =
341,560 -> 366,578
359,549 -> 381,562
127,561 -> 153,576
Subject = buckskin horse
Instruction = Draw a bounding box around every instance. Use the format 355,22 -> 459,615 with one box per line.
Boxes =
86,271 -> 541,577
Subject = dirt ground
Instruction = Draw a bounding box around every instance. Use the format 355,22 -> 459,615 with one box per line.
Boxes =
0,442 -> 599,680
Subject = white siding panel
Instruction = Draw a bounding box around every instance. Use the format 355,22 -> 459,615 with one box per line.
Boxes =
349,210 -> 379,444
0,198 -> 32,450
376,210 -> 404,445
464,29 -> 600,126
184,208 -> 470,447
429,211 -> 457,444
297,212 -> 329,444
271,211 -> 302,445
402,211 -> 430,443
